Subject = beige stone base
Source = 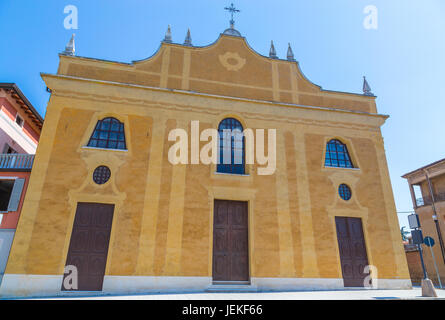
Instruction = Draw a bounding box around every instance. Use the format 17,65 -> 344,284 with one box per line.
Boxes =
0,274 -> 412,298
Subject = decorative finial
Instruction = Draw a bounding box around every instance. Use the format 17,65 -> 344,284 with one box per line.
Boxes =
164,25 -> 172,43
63,34 -> 75,56
269,41 -> 278,59
287,43 -> 295,61
184,29 -> 192,46
224,3 -> 240,29
363,76 -> 374,96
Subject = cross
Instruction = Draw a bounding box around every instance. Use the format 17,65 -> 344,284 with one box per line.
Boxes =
224,3 -> 240,28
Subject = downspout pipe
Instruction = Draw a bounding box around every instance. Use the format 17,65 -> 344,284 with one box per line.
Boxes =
424,169 -> 445,264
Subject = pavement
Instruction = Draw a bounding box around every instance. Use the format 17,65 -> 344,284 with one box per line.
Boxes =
33,286 -> 445,300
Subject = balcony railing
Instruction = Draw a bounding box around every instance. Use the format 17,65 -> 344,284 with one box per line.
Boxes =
416,192 -> 445,207
0,154 -> 35,171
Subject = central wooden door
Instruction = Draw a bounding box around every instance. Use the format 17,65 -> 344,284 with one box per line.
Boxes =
62,203 -> 114,291
213,200 -> 249,282
335,217 -> 369,287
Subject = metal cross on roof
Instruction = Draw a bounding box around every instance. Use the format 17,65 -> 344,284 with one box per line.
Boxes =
224,3 -> 240,28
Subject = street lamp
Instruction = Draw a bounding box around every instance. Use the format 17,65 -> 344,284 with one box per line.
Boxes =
424,169 -> 445,264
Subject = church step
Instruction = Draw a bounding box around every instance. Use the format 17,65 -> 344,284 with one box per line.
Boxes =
206,284 -> 258,293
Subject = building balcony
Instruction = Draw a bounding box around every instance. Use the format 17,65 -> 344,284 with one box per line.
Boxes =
416,192 -> 445,207
0,154 -> 34,171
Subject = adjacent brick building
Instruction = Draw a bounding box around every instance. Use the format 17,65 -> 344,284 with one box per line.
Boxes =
0,83 -> 43,285
403,159 -> 445,286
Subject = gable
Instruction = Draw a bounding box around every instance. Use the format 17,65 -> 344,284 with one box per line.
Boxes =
57,34 -> 376,113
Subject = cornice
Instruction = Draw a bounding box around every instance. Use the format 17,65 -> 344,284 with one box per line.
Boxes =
42,73 -> 387,132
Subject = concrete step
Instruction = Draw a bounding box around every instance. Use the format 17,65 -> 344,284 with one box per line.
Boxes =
206,284 -> 258,293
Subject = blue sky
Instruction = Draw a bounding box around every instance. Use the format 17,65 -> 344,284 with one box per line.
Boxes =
1,0 -> 444,231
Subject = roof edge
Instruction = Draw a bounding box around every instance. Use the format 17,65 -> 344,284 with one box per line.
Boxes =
402,158 -> 445,179
58,33 -> 375,99
0,83 -> 44,124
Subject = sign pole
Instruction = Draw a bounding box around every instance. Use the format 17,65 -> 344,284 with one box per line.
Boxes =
424,236 -> 443,289
429,245 -> 442,289
418,243 -> 428,279
408,214 -> 437,296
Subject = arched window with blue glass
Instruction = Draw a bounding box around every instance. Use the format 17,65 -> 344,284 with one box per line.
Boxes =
217,118 -> 245,174
87,117 -> 126,150
324,139 -> 354,168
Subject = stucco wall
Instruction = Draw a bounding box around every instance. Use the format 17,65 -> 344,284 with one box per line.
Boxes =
0,96 -> 40,151
0,128 -> 27,154
3,34 -> 410,294
4,91 -> 409,280
415,203 -> 445,285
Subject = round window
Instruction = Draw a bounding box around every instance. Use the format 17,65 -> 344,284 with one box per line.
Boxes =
93,166 -> 111,185
338,184 -> 352,201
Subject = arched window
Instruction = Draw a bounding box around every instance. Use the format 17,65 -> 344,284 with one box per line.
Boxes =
324,139 -> 354,168
87,117 -> 126,150
217,118 -> 245,174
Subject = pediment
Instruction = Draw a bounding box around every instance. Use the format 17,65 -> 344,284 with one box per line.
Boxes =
57,33 -> 376,113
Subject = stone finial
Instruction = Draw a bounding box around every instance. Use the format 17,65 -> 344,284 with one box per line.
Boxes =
287,43 -> 295,61
363,76 -> 374,96
164,25 -> 172,43
63,34 -> 75,56
269,40 -> 278,59
184,29 -> 192,46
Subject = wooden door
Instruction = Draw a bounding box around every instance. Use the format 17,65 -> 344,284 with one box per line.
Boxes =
335,217 -> 369,287
213,200 -> 249,282
62,203 -> 114,291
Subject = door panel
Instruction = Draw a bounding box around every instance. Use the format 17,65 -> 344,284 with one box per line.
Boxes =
213,200 -> 249,282
335,217 -> 369,287
62,203 -> 114,291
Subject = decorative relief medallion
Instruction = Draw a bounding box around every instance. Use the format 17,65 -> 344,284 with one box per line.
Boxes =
219,52 -> 246,71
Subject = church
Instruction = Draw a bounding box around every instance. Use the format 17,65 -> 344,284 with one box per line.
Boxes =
0,9 -> 411,297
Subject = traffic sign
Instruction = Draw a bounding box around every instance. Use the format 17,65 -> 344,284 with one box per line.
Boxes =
408,214 -> 421,229
412,229 -> 424,245
424,236 -> 435,247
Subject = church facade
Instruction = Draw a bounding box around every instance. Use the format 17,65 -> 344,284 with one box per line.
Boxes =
0,23 -> 411,297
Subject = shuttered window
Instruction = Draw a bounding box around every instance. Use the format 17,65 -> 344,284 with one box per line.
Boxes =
7,178 -> 25,212
0,178 -> 25,212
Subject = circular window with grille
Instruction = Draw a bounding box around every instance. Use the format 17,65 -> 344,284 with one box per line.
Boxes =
338,184 -> 352,201
93,166 -> 111,185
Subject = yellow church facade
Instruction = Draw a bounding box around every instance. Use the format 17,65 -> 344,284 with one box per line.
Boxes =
0,25 -> 411,297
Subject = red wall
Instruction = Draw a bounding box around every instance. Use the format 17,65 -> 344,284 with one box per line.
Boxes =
23,122 -> 39,144
0,97 -> 17,121
0,171 -> 31,229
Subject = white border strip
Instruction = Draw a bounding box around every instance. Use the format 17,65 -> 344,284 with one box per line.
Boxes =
0,111 -> 37,154
0,274 -> 412,298
102,276 -> 212,295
